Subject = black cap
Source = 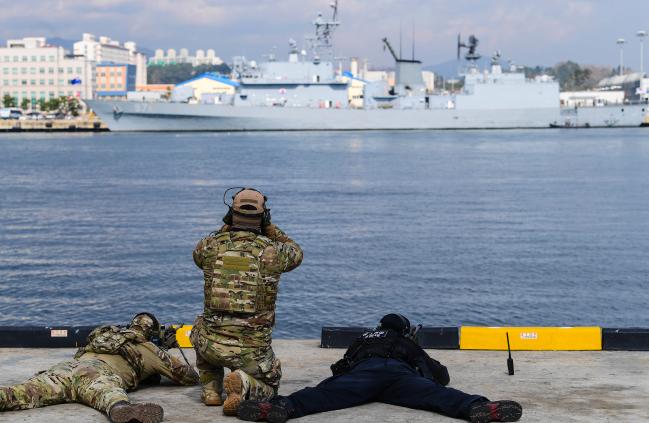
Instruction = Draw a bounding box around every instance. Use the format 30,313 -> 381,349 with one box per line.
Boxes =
379,313 -> 411,334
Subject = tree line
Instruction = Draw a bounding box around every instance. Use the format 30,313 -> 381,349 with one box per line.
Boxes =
524,61 -> 617,91
147,63 -> 232,84
2,94 -> 81,116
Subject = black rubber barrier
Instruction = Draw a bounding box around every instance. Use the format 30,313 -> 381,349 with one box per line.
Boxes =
602,328 -> 649,351
0,326 -> 95,348
321,327 -> 459,349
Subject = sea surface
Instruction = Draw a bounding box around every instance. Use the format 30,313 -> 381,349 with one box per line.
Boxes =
0,129 -> 648,338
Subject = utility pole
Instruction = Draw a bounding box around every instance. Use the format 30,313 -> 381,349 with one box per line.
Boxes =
637,31 -> 647,76
617,38 -> 626,76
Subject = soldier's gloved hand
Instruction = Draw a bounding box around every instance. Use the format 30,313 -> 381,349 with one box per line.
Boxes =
162,328 -> 179,349
263,224 -> 280,240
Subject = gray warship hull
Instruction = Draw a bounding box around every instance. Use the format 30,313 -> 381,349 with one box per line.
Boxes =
86,100 -> 646,131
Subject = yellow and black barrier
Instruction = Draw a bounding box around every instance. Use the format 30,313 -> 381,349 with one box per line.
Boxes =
1,325 -> 648,350
459,327 -> 601,351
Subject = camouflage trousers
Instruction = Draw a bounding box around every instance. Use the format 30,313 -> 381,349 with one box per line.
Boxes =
191,316 -> 279,401
0,358 -> 128,414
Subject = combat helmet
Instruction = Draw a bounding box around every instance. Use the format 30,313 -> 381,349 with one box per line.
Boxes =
129,312 -> 160,340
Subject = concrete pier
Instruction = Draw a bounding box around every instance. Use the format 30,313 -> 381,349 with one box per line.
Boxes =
0,340 -> 647,422
0,118 -> 107,132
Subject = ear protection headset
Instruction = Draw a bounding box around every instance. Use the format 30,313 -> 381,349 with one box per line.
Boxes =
222,187 -> 272,227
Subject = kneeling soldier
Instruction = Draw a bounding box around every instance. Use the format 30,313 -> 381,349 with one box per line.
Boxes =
238,314 -> 522,423
0,313 -> 199,423
191,188 -> 303,415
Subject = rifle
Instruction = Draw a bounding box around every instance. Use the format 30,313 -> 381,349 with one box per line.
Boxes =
407,324 -> 423,343
159,323 -> 192,368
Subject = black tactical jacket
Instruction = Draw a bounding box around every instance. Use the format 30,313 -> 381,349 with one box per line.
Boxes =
330,328 -> 450,386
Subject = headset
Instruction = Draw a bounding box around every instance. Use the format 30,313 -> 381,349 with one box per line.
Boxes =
378,313 -> 411,336
222,187 -> 272,227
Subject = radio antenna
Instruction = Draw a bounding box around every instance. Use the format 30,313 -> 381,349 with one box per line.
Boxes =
506,332 -> 515,375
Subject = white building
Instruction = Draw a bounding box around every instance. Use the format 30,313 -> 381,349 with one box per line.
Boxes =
560,90 -> 625,107
74,33 -> 147,86
0,37 -> 94,103
149,48 -> 224,66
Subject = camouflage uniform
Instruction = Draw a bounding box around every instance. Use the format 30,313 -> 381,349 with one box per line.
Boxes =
191,223 -> 303,403
0,322 -> 198,416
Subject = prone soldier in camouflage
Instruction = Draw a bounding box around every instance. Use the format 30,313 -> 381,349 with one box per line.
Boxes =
0,313 -> 199,423
191,188 -> 303,415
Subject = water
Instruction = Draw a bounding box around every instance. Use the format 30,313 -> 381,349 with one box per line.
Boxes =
1,130 -> 648,338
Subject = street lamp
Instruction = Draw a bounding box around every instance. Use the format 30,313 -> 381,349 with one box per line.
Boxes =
617,38 -> 626,76
637,30 -> 648,76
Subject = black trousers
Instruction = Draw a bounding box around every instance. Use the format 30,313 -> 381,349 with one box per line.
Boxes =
286,358 -> 487,420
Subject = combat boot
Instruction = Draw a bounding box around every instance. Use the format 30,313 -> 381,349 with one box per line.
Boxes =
469,400 -> 522,423
223,370 -> 275,416
238,396 -> 294,423
201,381 -> 223,406
223,370 -> 248,416
108,401 -> 164,423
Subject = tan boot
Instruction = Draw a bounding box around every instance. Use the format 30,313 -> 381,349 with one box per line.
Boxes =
223,370 -> 276,416
201,386 -> 223,406
223,370 -> 246,416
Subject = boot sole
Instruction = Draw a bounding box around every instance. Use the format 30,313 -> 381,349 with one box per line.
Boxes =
223,372 -> 243,416
238,400 -> 270,421
267,405 -> 290,423
110,403 -> 164,423
470,401 -> 522,423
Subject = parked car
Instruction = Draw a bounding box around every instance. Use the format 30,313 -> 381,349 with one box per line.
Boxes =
25,111 -> 44,120
0,108 -> 23,120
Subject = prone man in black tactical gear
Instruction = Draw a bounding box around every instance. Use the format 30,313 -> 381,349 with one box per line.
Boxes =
237,313 -> 522,423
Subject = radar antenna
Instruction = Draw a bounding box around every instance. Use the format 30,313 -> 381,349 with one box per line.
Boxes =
457,33 -> 481,62
491,50 -> 501,65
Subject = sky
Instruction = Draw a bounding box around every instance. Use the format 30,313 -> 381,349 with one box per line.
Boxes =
1,0 -> 649,69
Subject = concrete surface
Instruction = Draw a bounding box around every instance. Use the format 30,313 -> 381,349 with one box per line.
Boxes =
0,340 -> 647,422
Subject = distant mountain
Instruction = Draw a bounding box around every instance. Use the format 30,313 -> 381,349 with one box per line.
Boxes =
48,37 -> 75,50
139,47 -> 155,57
46,37 -> 155,57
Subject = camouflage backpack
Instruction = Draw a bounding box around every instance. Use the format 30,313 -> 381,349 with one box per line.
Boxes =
75,325 -> 147,379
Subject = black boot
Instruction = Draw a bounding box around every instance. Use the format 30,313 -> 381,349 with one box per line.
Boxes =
237,396 -> 294,423
108,401 -> 164,423
469,400 -> 522,423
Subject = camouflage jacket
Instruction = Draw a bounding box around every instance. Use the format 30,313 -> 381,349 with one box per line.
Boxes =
75,325 -> 199,389
193,224 -> 303,338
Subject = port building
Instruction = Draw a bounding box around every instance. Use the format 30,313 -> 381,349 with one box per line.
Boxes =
150,48 -> 223,66
95,63 -> 136,99
0,37 -> 94,104
74,33 -> 147,90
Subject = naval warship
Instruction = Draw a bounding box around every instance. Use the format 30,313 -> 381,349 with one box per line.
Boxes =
86,2 -> 647,132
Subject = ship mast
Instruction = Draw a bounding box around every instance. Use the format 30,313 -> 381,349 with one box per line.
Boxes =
305,0 -> 340,62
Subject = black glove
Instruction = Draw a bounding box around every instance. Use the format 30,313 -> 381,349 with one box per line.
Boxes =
162,327 -> 179,349
140,373 -> 162,386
